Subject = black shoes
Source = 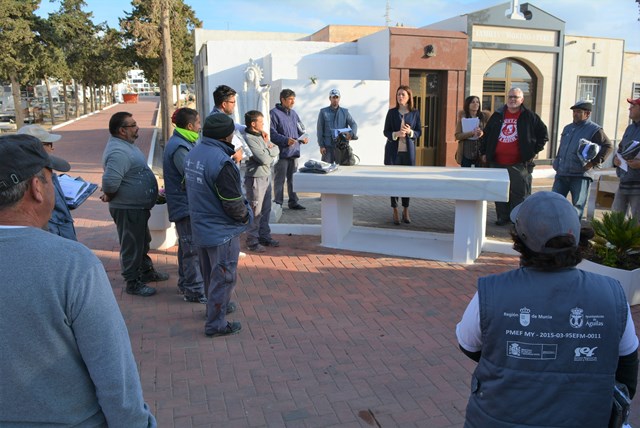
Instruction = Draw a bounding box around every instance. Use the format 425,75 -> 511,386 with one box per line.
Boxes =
126,280 -> 157,297
289,204 -> 306,210
248,243 -> 266,253
184,294 -> 207,304
226,301 -> 237,314
495,218 -> 510,226
140,269 -> 170,282
259,238 -> 280,247
205,321 -> 242,337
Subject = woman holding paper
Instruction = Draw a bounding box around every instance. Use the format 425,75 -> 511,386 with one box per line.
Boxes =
383,85 -> 422,225
454,96 -> 489,167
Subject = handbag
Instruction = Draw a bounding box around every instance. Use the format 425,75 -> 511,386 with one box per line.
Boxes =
609,382 -> 631,428
455,141 -> 463,165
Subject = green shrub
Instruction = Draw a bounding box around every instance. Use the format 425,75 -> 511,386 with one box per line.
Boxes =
589,211 -> 640,270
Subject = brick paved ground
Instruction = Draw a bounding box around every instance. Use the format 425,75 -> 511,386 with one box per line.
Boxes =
46,98 -> 640,427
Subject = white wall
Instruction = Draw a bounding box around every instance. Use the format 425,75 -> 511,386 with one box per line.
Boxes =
356,29 -> 390,80
269,79 -> 390,166
196,30 -> 393,166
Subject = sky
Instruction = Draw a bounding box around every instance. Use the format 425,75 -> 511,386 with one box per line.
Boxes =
36,0 -> 640,52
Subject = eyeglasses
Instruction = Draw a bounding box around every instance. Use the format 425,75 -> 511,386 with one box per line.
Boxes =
121,124 -> 137,128
508,96 -> 522,99
42,142 -> 53,148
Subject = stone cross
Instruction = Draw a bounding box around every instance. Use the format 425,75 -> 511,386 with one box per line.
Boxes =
587,43 -> 600,67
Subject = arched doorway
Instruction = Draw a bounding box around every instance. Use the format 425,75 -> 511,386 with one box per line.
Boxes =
482,59 -> 537,113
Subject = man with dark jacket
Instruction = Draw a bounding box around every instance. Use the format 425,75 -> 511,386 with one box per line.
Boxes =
163,107 -> 206,303
184,114 -> 252,337
457,191 -> 638,427
270,88 -> 308,210
480,88 -> 548,225
552,100 -> 612,219
101,111 -> 169,297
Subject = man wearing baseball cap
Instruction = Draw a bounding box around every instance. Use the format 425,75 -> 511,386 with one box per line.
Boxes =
456,191 -> 638,427
17,124 -> 77,240
551,100 -> 612,219
317,88 -> 358,164
612,97 -> 640,220
0,134 -> 156,427
184,113 -> 252,337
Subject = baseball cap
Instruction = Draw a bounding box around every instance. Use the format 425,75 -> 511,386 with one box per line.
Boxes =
329,88 -> 340,97
17,124 -> 62,143
570,100 -> 592,111
509,191 -> 581,253
0,134 -> 70,190
202,113 -> 235,140
627,98 -> 640,106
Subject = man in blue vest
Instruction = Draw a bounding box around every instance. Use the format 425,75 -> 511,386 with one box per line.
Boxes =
184,114 -> 252,337
163,108 -> 206,303
456,191 -> 638,427
552,100 -> 612,219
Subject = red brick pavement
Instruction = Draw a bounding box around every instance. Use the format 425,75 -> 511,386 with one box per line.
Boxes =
46,100 -> 640,427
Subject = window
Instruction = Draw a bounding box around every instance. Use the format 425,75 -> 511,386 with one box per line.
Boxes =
632,83 -> 640,100
577,77 -> 605,124
482,59 -> 536,112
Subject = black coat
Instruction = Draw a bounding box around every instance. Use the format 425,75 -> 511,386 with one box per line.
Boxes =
480,105 -> 548,164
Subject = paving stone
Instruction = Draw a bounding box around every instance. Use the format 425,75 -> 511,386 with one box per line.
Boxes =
45,98 -> 640,427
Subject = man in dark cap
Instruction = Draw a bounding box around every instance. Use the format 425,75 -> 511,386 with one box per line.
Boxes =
184,113 -> 252,337
456,191 -> 638,427
552,99 -> 612,219
0,135 -> 156,427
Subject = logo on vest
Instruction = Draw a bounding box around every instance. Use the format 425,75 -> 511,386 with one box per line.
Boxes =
574,346 -> 598,362
509,342 -> 521,356
519,307 -> 531,327
569,307 -> 584,328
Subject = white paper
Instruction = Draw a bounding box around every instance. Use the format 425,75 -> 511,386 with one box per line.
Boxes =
332,127 -> 352,139
461,118 -> 480,140
57,174 -> 88,201
617,152 -> 629,172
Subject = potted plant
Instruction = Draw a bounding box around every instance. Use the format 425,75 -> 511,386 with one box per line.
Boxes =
578,211 -> 640,305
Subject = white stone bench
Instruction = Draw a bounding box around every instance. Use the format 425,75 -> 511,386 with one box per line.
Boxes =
294,165 -> 509,264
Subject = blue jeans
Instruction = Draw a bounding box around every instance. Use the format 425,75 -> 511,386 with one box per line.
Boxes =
552,175 -> 591,219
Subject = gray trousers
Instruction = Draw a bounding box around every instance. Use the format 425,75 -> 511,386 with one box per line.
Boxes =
244,175 -> 273,246
273,157 -> 299,207
612,192 -> 640,220
198,236 -> 240,334
109,207 -> 154,283
175,217 -> 204,297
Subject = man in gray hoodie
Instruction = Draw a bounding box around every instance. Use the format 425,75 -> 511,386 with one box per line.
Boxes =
101,111 -> 169,297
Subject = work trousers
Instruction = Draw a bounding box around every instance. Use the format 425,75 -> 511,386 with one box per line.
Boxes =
109,207 -> 153,282
175,216 -> 204,298
199,236 -> 240,334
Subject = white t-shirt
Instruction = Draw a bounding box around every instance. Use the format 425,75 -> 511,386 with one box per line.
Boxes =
456,291 -> 639,356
